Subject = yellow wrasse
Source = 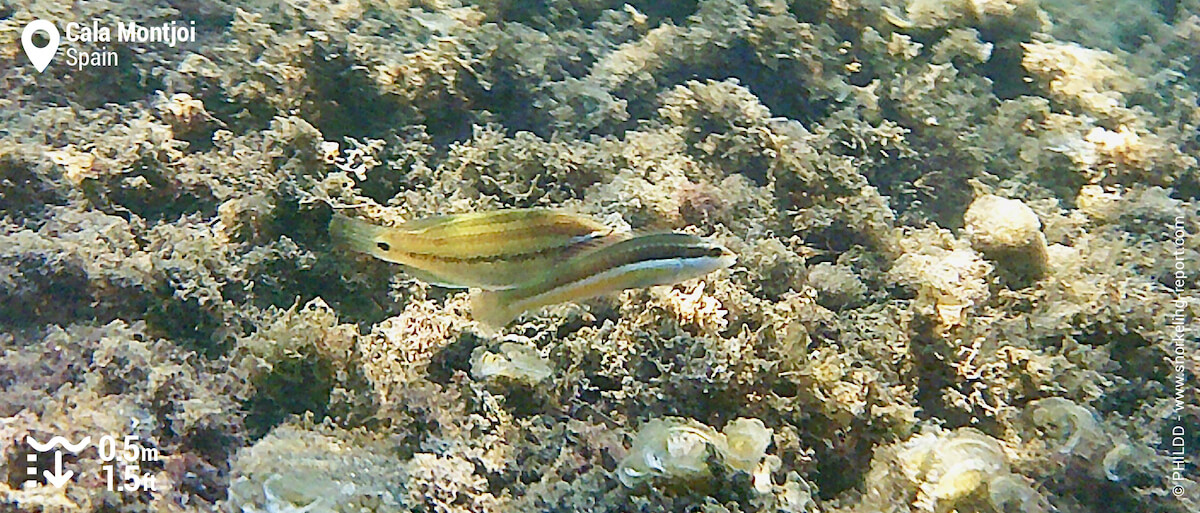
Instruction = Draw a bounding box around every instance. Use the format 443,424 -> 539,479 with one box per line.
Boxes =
471,232 -> 736,327
330,209 -> 623,290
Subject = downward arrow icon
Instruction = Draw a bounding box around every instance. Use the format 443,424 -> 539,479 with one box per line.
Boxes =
44,451 -> 74,487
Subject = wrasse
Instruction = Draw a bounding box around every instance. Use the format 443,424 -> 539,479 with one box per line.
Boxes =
330,209 -> 622,290
471,232 -> 736,327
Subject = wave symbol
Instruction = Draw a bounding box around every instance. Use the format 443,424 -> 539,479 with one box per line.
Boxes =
26,435 -> 91,453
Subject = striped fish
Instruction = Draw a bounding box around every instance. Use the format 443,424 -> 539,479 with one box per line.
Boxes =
330,209 -> 623,290
470,232 -> 736,327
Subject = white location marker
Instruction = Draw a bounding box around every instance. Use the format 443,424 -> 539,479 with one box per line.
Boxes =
22,20 -> 60,73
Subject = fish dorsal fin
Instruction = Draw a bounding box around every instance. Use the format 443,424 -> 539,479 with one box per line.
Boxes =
397,211 -> 476,232
636,216 -> 680,235
398,208 -> 608,235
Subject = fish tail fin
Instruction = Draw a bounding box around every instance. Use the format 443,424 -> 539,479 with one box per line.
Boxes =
470,290 -> 520,329
329,213 -> 385,255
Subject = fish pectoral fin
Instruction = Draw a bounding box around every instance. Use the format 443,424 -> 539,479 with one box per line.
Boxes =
396,212 -> 466,232
470,290 -> 519,328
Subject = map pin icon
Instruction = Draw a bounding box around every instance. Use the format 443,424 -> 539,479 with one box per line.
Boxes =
22,20 -> 60,73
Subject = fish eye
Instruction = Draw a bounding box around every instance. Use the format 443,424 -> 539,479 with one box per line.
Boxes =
706,247 -> 725,258
376,241 -> 391,251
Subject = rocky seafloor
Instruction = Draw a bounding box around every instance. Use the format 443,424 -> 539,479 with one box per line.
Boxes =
1,0 -> 1198,512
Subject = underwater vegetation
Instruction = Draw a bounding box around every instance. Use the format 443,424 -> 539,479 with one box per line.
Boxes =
1,0 -> 1198,512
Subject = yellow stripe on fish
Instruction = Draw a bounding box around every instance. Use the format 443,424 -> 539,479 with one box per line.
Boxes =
329,209 -> 625,290
470,232 -> 736,327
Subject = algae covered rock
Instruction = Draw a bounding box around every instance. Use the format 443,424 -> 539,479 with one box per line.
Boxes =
963,194 -> 1048,281
862,426 -> 1048,513
227,424 -> 407,513
889,229 -> 992,329
470,341 -> 553,383
805,262 -> 867,310
618,417 -> 774,488
618,418 -> 723,487
721,418 -> 775,475
1026,396 -> 1104,455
